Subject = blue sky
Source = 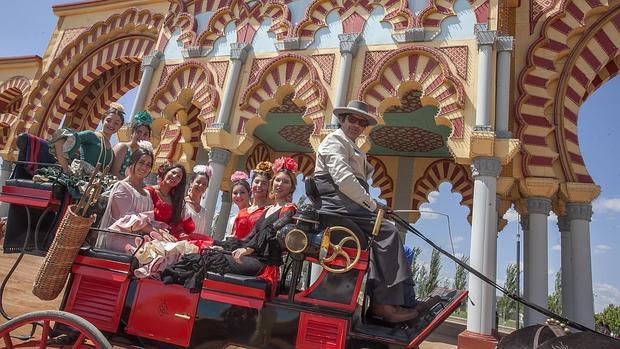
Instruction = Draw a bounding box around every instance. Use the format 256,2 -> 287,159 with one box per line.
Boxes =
1,2 -> 619,313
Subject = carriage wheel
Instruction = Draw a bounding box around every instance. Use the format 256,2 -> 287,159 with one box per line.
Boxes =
0,310 -> 111,349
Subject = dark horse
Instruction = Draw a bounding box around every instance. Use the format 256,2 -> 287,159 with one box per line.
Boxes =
498,322 -> 620,349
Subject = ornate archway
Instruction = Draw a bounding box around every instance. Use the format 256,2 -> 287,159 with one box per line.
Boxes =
20,8 -> 164,138
358,45 -> 466,139
237,54 -> 328,153
411,159 -> 474,222
368,156 -> 394,206
516,2 -> 620,183
147,61 -> 219,168
0,76 -> 31,149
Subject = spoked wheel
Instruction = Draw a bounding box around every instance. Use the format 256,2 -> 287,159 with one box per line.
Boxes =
0,310 -> 111,349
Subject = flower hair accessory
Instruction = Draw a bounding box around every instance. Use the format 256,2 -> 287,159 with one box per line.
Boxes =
230,171 -> 249,183
193,164 -> 213,178
272,156 -> 298,174
133,111 -> 153,125
137,140 -> 153,152
109,102 -> 124,112
157,160 -> 174,179
254,161 -> 273,175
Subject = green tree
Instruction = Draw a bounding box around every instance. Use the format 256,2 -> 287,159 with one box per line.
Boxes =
595,304 -> 620,334
453,255 -> 469,290
548,269 -> 562,315
419,249 -> 442,298
410,246 -> 423,282
497,263 -> 519,325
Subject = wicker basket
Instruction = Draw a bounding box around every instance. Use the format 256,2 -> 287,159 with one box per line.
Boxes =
32,205 -> 96,300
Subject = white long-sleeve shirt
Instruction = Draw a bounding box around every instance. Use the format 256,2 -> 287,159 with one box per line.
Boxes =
315,128 -> 377,212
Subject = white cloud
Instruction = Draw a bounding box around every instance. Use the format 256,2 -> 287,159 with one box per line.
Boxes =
594,244 -> 612,253
594,283 -> 620,312
593,198 -> 620,214
503,208 -> 519,222
552,244 -> 561,252
419,207 -> 441,220
549,212 -> 558,223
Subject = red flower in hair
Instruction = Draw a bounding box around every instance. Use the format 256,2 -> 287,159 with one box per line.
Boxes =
272,156 -> 298,173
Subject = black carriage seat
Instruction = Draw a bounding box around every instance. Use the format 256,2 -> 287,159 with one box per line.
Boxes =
204,271 -> 272,298
78,246 -> 139,269
1,178 -> 68,254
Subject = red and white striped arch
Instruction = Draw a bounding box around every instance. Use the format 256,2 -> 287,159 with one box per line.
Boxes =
291,153 -> 316,178
0,76 -> 30,112
66,63 -> 141,131
197,0 -> 292,49
246,143 -> 273,173
411,159 -> 473,221
359,45 -> 465,138
295,0 -> 412,39
368,156 -> 394,206
148,61 -> 220,128
21,8 -> 163,138
0,113 -> 20,149
516,2 -> 620,183
240,54 -> 327,133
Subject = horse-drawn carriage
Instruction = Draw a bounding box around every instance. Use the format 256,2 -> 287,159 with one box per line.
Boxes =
0,158 -> 468,349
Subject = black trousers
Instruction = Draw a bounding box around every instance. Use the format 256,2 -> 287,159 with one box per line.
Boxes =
224,254 -> 265,276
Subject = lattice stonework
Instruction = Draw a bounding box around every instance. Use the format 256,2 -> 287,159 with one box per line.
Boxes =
247,58 -> 274,87
279,125 -> 314,148
269,93 -> 306,114
367,156 -> 393,206
411,159 -> 473,220
529,0 -> 560,34
210,61 -> 229,88
371,126 -> 444,152
54,27 -> 88,58
439,46 -> 469,81
159,64 -> 182,86
311,54 -> 335,85
246,143 -> 272,172
362,50 -> 391,83
516,2 -> 617,183
385,90 -> 423,113
359,46 -> 465,138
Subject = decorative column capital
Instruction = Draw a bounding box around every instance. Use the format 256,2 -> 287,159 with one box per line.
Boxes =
497,35 -> 514,52
526,197 -> 552,216
230,43 -> 251,62
338,33 -> 361,56
474,24 -> 497,46
471,156 -> 501,178
557,215 -> 571,232
141,50 -> 163,70
566,203 -> 593,222
208,148 -> 231,165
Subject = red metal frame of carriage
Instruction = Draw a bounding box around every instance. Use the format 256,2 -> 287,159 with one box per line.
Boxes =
0,160 -> 467,349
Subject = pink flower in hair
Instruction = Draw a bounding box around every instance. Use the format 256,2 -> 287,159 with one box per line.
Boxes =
230,170 -> 249,182
272,156 -> 298,174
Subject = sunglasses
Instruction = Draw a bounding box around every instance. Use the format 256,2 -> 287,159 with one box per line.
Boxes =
346,114 -> 370,127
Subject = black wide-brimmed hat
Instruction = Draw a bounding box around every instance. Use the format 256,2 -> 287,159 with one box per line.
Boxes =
333,100 -> 378,126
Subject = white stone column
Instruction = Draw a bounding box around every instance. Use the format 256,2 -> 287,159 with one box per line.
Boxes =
558,215 -> 575,320
474,24 -> 497,130
495,35 -> 513,139
523,197 -> 551,326
213,43 -> 250,128
466,156 -> 501,335
213,191 -> 232,240
567,203 -> 595,328
203,148 -> 231,234
329,33 -> 361,127
130,50 -> 163,121
0,160 -> 14,217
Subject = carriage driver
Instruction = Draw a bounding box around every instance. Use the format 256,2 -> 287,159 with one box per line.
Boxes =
314,100 -> 424,323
